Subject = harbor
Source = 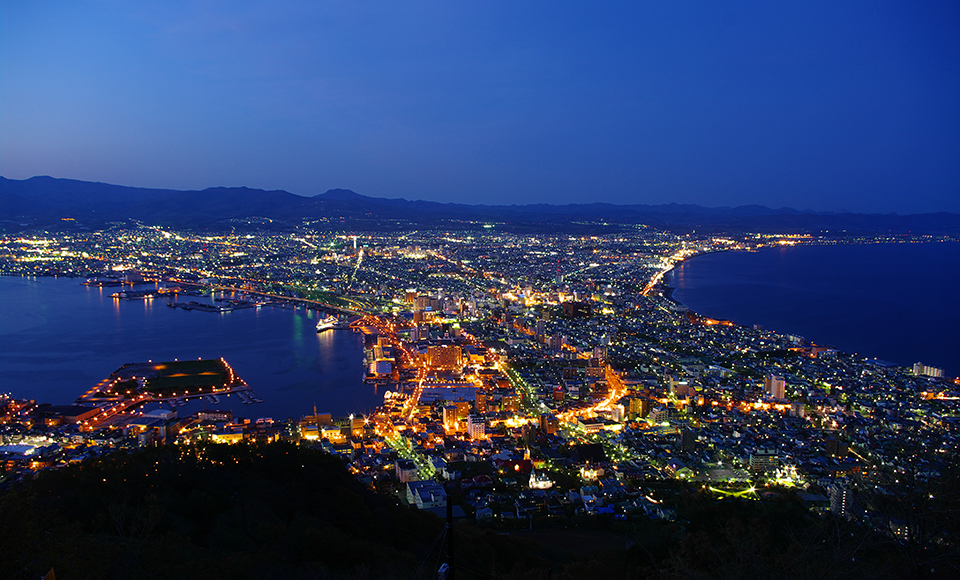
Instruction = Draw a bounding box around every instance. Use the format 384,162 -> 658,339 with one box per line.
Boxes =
0,276 -> 381,420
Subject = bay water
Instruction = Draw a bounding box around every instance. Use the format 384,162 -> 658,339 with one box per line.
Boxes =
0,276 -> 385,420
670,242 -> 960,378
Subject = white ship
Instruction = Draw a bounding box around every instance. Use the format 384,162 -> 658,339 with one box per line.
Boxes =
316,315 -> 350,332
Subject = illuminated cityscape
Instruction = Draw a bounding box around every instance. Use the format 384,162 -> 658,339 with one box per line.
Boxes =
3,1 -> 959,575
2,225 -> 957,560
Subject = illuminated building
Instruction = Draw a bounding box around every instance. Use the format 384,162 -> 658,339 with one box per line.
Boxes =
539,413 -> 559,435
467,411 -> 486,439
419,386 -> 477,403
647,407 -> 668,424
452,401 -> 470,420
629,396 -> 650,418
585,360 -> 605,378
764,375 -> 786,400
577,417 -> 604,433
474,390 -> 488,413
529,470 -> 554,489
370,360 -> 393,376
749,449 -> 779,474
913,362 -> 944,378
426,345 -> 463,371
414,295 -> 443,312
443,405 -> 458,431
198,409 -> 232,422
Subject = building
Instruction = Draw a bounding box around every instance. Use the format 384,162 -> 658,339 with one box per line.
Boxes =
414,295 -> 443,312
474,390 -> 488,413
562,301 -> 591,318
539,413 -> 559,435
529,470 -> 554,490
647,407 -> 668,424
677,428 -> 696,452
40,404 -> 100,426
825,436 -> 848,458
370,360 -> 393,376
467,411 -> 486,439
549,335 -> 565,352
913,362 -> 944,378
198,409 -> 232,422
419,387 -> 477,404
443,405 -> 458,429
629,397 -> 650,419
396,458 -> 418,483
426,345 -> 463,371
406,480 -> 446,509
830,483 -> 854,519
749,449 -> 779,474
764,375 -> 786,400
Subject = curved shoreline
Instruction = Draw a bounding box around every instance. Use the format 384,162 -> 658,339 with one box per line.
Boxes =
662,242 -> 959,377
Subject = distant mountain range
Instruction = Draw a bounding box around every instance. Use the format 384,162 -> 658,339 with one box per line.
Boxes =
2,175 -> 959,235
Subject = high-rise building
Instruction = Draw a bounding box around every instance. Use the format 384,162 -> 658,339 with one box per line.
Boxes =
629,396 -> 650,418
443,405 -> 458,430
474,391 -> 487,413
830,484 -> 854,519
764,375 -> 786,400
825,436 -> 848,458
396,459 -> 418,483
539,413 -> 559,435
549,335 -> 565,352
467,412 -> 486,439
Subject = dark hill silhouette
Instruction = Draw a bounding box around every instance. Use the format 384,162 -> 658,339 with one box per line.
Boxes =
314,188 -> 366,200
2,175 -> 958,234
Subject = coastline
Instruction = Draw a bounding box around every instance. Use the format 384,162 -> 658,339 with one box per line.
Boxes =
0,276 -> 378,419
666,242 -> 960,377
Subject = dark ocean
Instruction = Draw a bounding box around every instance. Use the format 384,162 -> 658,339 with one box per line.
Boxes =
670,242 -> 960,378
0,276 -> 387,419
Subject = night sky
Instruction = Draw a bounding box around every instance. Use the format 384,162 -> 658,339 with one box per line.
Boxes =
2,1 -> 958,213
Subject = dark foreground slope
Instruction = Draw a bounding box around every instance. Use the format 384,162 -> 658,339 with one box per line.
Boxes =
0,443 -> 953,580
0,443 -> 445,579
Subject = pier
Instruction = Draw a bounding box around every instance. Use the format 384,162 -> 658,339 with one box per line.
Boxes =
76,358 -> 261,431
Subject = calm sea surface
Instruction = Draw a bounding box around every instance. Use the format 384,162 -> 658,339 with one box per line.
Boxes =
0,276 -> 387,419
670,242 -> 960,378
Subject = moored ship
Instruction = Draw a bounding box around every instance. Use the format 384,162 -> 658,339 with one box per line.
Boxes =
316,315 -> 350,332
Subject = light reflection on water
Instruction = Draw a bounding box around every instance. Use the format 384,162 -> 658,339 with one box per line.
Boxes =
0,276 -> 387,419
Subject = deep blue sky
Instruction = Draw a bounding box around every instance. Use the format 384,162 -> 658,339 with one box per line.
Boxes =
2,1 -> 958,213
